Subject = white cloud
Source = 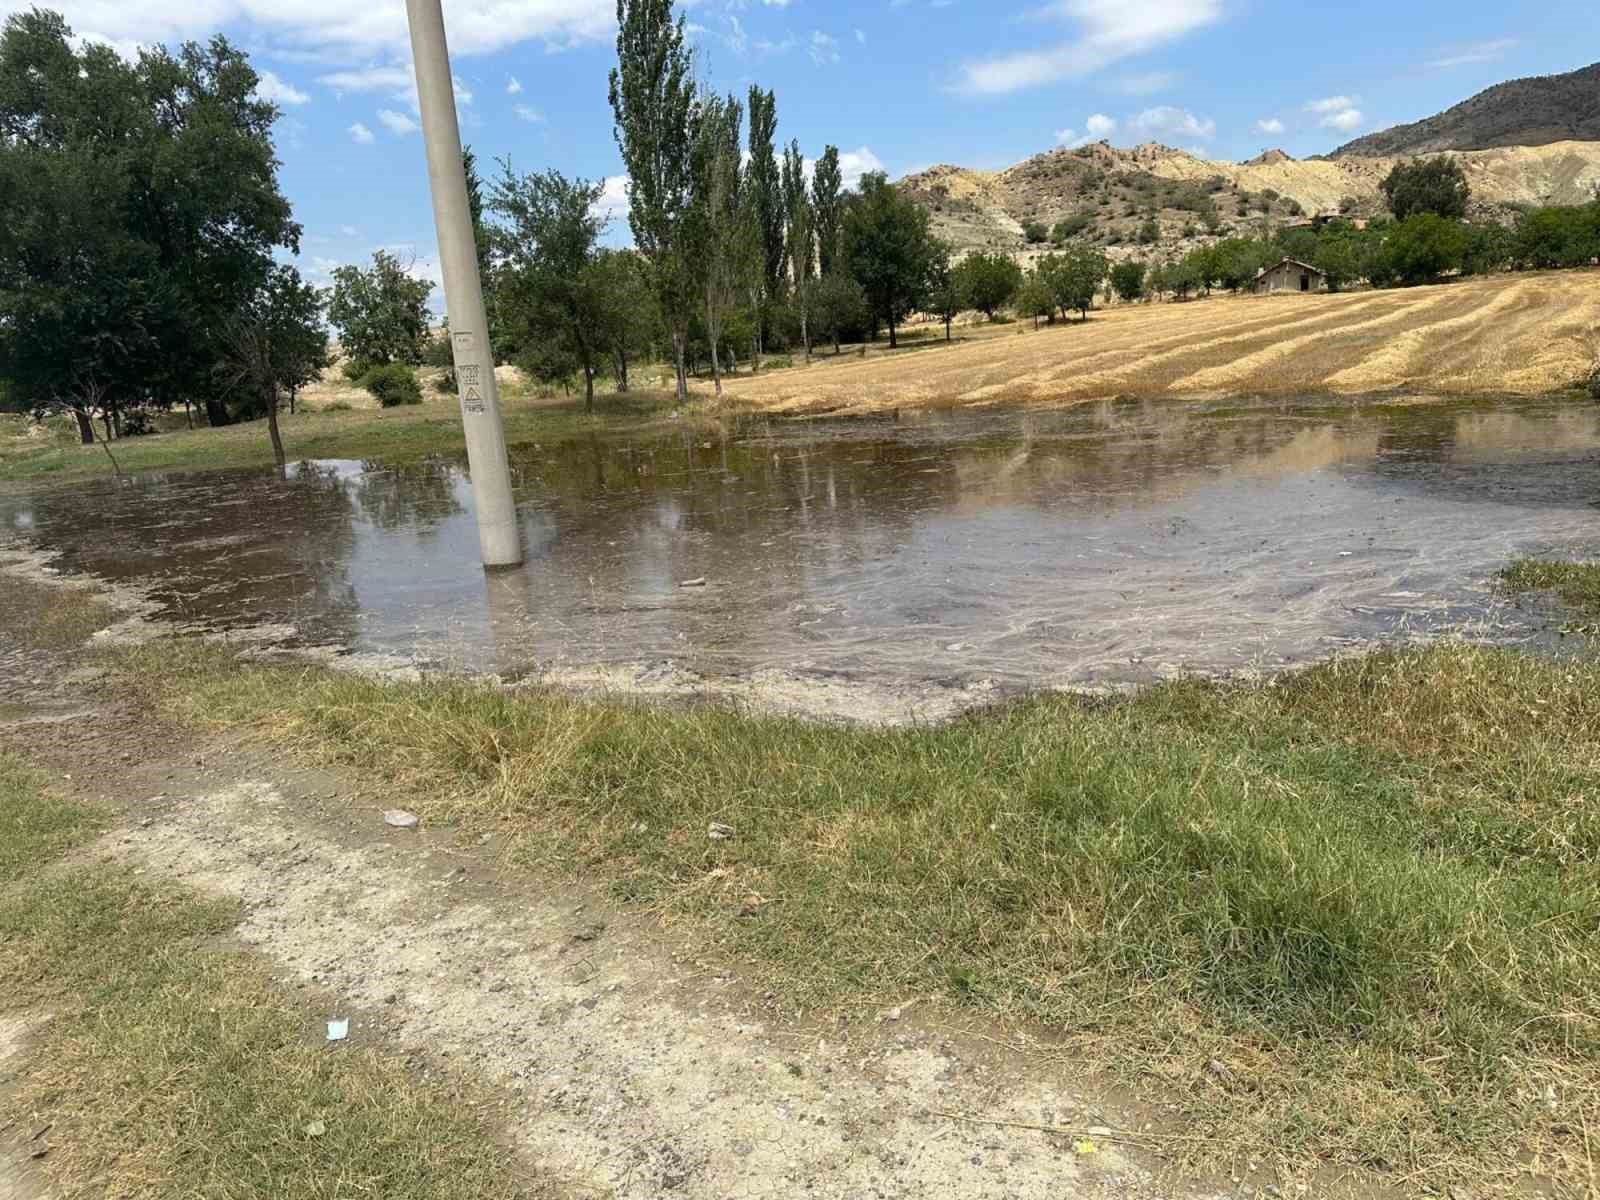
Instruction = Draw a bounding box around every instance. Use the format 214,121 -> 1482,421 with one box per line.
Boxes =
809,30 -> 840,66
1127,105 -> 1215,141
255,69 -> 310,106
592,175 -> 630,224
1055,127 -> 1082,147
17,0 -> 615,61
837,146 -> 885,190
1426,38 -> 1517,69
955,0 -> 1223,95
339,224 -> 360,237
513,103 -> 545,123
506,75 -> 523,95
1306,95 -> 1362,132
1085,112 -> 1116,137
376,108 -> 420,136
854,28 -> 866,44
319,64 -> 473,113
348,121 -> 375,144
1255,117 -> 1284,135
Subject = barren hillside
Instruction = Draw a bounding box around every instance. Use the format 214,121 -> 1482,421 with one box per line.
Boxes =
901,140 -> 1600,260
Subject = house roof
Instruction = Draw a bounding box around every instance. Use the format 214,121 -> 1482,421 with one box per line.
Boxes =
1256,257 -> 1326,278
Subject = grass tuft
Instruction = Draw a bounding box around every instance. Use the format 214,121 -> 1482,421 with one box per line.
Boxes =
0,752 -> 539,1198
1501,559 -> 1600,619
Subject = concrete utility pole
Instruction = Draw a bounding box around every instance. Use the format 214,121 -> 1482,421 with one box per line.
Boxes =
405,0 -> 523,568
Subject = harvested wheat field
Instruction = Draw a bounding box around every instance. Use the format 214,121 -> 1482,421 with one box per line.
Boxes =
730,270 -> 1600,413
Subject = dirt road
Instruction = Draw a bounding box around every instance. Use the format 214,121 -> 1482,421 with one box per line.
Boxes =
727,272 -> 1600,413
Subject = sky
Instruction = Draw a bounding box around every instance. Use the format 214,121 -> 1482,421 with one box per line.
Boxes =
10,0 -> 1597,291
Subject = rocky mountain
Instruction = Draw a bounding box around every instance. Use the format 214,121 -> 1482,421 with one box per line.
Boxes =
1333,62 -> 1600,156
899,139 -> 1600,262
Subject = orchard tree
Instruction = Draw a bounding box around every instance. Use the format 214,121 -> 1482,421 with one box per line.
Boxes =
327,251 -> 433,369
843,172 -> 937,348
955,252 -> 1023,319
1110,260 -> 1146,302
1038,246 -> 1108,321
588,249 -> 657,391
218,265 -> 328,469
1015,271 -> 1054,329
810,272 -> 867,354
610,0 -> 697,403
1381,157 -> 1470,221
491,167 -> 609,410
926,240 -> 964,342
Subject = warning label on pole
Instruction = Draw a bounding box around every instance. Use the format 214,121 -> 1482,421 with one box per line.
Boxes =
457,362 -> 485,414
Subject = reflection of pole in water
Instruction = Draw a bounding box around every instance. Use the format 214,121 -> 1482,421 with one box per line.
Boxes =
482,565 -> 533,679
405,0 -> 522,569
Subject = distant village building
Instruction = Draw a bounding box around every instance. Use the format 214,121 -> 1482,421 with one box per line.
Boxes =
1255,257 -> 1328,296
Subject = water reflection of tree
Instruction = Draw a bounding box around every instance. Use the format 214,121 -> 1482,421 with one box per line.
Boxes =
351,459 -> 466,536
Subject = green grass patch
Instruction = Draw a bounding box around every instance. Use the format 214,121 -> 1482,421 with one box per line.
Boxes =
111,639 -> 1600,1187
0,754 -> 537,1198
1501,559 -> 1600,619
0,389 -> 735,487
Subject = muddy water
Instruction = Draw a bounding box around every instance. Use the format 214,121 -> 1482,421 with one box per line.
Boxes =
2,396 -> 1597,708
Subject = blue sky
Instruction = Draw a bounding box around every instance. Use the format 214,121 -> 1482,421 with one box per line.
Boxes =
11,0 -> 1597,291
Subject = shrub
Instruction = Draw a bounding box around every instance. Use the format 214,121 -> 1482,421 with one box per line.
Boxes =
432,370 -> 457,395
1023,221 -> 1049,245
341,358 -> 375,383
322,402 -> 353,413
361,363 -> 423,407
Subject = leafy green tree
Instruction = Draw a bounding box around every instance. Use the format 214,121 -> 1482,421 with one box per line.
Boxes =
610,0 -> 697,403
490,166 -> 610,410
1370,213 -> 1469,286
1381,157 -> 1470,221
327,251 -> 434,370
1211,237 -> 1272,292
926,240 -> 965,342
588,249 -> 658,390
781,138 -> 815,361
1311,234 -> 1364,291
811,145 -> 844,277
1015,272 -> 1054,329
809,271 -> 868,354
843,172 -> 937,348
1460,222 -> 1515,276
0,9 -> 298,434
955,252 -> 1023,319
1514,202 -> 1600,269
1110,261 -> 1146,302
1037,246 -> 1108,321
217,265 -> 328,469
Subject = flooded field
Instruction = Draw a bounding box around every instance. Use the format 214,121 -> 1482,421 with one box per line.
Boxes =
3,395 -> 1597,719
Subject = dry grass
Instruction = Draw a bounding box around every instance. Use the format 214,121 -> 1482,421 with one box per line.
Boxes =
725,271 -> 1600,414
109,633 -> 1600,1192
0,752 -> 542,1199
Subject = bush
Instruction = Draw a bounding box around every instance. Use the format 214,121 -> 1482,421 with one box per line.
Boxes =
1023,221 -> 1049,245
322,402 -> 353,413
432,370 -> 457,395
361,363 -> 423,407
341,358 -> 375,383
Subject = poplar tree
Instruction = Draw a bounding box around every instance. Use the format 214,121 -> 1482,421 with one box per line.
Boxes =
609,0 -> 697,404
810,145 -> 844,277
781,140 -> 815,362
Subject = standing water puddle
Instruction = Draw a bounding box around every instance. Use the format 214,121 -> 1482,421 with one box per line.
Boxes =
3,395 -> 1597,716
